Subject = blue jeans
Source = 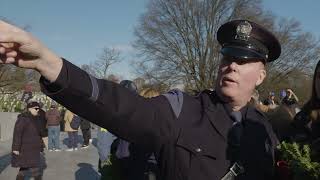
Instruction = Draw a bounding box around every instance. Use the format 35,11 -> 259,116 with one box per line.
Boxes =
68,131 -> 78,148
48,125 -> 60,150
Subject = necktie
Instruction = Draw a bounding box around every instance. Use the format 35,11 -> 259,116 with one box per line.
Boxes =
230,111 -> 242,123
221,111 -> 245,180
229,111 -> 242,146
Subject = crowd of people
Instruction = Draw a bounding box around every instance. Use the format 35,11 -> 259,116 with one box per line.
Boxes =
249,60 -> 320,168
11,99 -> 94,179
11,79 -> 163,180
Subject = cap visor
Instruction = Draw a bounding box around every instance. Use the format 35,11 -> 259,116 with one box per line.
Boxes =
221,47 -> 266,61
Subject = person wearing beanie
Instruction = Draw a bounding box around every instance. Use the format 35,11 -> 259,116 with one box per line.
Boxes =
11,101 -> 43,180
64,109 -> 79,151
46,102 -> 62,152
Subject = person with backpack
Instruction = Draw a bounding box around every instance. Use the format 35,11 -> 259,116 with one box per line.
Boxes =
64,110 -> 79,151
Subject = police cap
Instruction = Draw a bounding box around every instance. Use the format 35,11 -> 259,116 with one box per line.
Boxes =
217,20 -> 281,62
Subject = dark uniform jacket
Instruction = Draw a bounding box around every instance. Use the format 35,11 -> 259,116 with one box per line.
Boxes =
40,59 -> 278,180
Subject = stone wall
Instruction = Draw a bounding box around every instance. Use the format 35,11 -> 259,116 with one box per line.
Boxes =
0,112 -> 19,141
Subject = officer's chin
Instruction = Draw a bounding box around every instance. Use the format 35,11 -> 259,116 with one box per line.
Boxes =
216,86 -> 236,103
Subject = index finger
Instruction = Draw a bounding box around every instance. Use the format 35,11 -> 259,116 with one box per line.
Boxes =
0,20 -> 28,44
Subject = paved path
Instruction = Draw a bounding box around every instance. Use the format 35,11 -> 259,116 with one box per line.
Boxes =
0,138 -> 13,174
0,130 -> 103,180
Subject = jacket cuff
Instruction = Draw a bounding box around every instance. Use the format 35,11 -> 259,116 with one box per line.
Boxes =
12,145 -> 20,151
39,58 -> 69,94
40,58 -> 95,101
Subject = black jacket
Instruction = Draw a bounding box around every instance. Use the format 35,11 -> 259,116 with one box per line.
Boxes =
80,117 -> 91,130
40,59 -> 278,180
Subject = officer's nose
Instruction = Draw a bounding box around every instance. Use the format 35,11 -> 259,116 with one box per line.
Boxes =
228,61 -> 238,71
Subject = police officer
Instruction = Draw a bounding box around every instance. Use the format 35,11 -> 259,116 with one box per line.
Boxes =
0,19 -> 280,180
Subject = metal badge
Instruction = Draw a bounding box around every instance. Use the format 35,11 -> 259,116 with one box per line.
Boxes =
235,21 -> 252,41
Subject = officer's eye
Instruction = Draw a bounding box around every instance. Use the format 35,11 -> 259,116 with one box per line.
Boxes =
222,56 -> 237,64
236,59 -> 247,65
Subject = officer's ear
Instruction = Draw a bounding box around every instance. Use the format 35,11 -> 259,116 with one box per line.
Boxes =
255,64 -> 266,86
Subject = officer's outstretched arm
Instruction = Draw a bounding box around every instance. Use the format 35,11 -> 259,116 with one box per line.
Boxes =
41,59 -> 175,151
0,20 -> 174,150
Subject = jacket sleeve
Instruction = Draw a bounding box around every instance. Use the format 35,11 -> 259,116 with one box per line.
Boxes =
40,59 -> 176,150
11,116 -> 25,152
57,110 -> 61,122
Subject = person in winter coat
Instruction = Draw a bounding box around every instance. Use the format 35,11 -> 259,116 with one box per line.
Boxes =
11,101 -> 44,180
64,109 -> 79,151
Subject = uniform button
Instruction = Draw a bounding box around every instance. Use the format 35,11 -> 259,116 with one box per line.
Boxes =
195,148 -> 202,153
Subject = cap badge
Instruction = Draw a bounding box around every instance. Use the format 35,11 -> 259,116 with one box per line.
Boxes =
235,21 -> 252,41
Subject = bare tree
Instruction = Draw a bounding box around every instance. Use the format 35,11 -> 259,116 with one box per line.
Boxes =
253,18 -> 320,97
133,0 -> 320,92
90,47 -> 121,79
133,0 -> 264,91
267,18 -> 320,82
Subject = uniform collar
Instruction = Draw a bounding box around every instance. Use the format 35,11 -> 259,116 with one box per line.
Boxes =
200,91 -> 234,140
222,103 -> 249,122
